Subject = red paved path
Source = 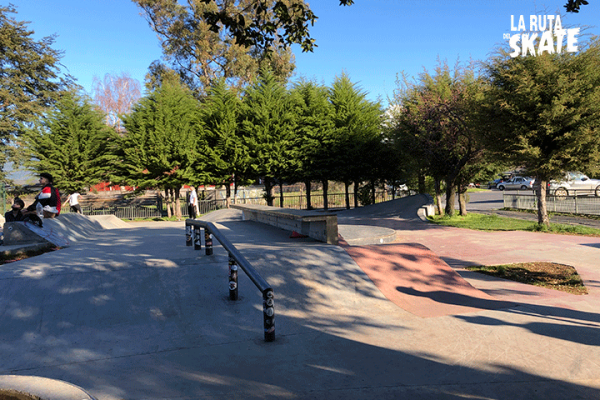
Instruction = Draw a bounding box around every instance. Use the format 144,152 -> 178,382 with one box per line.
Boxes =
338,197 -> 600,318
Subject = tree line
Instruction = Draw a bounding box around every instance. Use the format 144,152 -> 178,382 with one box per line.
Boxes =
3,3 -> 600,226
21,68 -> 384,217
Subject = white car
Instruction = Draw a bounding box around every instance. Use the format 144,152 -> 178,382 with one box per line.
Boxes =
549,172 -> 600,197
496,176 -> 534,190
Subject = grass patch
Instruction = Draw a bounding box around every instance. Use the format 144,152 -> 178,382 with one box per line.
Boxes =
503,207 -> 600,221
466,262 -> 588,295
466,187 -> 490,193
428,213 -> 600,236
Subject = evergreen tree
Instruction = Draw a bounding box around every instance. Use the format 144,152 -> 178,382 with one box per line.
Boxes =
240,68 -> 295,206
120,81 -> 203,217
0,5 -> 75,175
329,73 -> 381,209
484,37 -> 600,226
21,90 -> 112,193
200,79 -> 250,207
289,80 -> 335,209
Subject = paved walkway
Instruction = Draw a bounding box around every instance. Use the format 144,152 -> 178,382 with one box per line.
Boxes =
0,198 -> 599,399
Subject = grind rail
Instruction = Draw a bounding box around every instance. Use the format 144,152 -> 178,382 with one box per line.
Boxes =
185,219 -> 275,342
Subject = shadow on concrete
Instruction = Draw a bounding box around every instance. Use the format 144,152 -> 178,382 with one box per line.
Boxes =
1,204 -> 599,398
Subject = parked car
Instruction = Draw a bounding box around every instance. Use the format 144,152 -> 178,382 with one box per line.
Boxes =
549,172 -> 600,197
497,176 -> 535,191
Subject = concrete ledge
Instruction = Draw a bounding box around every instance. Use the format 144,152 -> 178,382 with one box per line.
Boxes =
230,204 -> 338,244
418,194 -> 435,221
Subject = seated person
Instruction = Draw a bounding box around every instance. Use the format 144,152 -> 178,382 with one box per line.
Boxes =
24,172 -> 59,219
4,198 -> 25,222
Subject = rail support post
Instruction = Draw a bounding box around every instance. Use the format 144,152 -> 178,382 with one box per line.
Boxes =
263,289 -> 275,342
194,226 -> 202,250
228,253 -> 238,300
205,230 -> 213,255
186,224 -> 192,246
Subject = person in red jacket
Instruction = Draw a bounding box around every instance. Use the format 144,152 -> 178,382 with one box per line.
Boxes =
24,172 -> 60,219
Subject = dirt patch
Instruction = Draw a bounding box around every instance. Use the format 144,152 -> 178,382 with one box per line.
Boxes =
0,389 -> 43,400
466,262 -> 588,295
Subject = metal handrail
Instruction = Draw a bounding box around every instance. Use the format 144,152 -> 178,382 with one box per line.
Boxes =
185,219 -> 275,342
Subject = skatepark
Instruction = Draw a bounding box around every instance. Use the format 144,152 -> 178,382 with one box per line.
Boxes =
1,194 -> 600,399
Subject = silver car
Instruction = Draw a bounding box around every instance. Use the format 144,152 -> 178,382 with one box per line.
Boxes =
549,172 -> 600,196
497,176 -> 534,190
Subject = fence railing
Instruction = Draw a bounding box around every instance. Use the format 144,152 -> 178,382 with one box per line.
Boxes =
504,193 -> 600,216
64,191 -> 393,219
185,219 -> 275,342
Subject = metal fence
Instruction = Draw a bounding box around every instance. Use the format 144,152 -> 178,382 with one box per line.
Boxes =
62,191 -> 393,219
504,193 -> 600,216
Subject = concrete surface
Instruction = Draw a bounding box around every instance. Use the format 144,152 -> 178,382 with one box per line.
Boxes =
1,196 -> 600,399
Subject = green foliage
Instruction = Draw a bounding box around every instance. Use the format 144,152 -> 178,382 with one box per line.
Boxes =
21,90 -> 113,192
565,0 -> 589,13
429,212 -> 600,236
200,79 -> 251,188
133,0 -> 297,95
329,73 -> 382,184
240,68 -> 296,204
0,5 -> 75,175
485,40 -> 600,182
392,61 -> 487,216
485,37 -> 600,225
289,79 -> 335,184
120,80 -> 204,190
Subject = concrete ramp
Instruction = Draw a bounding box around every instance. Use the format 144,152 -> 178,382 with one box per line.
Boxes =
3,214 -> 128,249
341,241 -> 516,317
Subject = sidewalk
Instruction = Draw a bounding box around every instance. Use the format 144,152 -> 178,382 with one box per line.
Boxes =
0,200 -> 599,399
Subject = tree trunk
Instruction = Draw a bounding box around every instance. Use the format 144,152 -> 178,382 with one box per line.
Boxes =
458,188 -> 468,216
233,174 -> 238,205
304,180 -> 312,210
536,178 -> 550,227
263,178 -> 274,206
353,181 -> 359,208
418,169 -> 426,194
225,184 -> 231,209
371,181 -> 376,205
445,183 -> 456,216
174,187 -> 182,218
165,188 -> 171,218
344,181 -> 351,209
322,179 -> 329,210
279,181 -> 284,208
434,178 -> 444,216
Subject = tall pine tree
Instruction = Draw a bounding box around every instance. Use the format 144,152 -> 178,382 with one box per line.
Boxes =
200,79 -> 249,207
21,90 -> 112,193
240,68 -> 295,207
120,81 -> 203,217
329,73 -> 381,209
289,79 -> 335,209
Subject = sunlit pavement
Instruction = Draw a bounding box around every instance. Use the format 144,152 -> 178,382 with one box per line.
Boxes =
1,198 -> 600,399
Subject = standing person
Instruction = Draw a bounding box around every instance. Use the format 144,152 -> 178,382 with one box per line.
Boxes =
65,191 -> 82,214
4,198 -> 25,222
24,172 -> 60,219
188,185 -> 198,219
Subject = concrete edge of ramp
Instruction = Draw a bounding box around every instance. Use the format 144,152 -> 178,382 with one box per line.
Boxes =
339,239 -> 517,318
2,214 -> 129,250
0,375 -> 96,400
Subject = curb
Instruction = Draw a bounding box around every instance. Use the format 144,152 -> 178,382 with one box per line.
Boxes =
0,375 -> 96,400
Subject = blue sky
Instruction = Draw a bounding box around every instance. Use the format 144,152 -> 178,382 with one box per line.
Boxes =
8,0 -> 600,107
